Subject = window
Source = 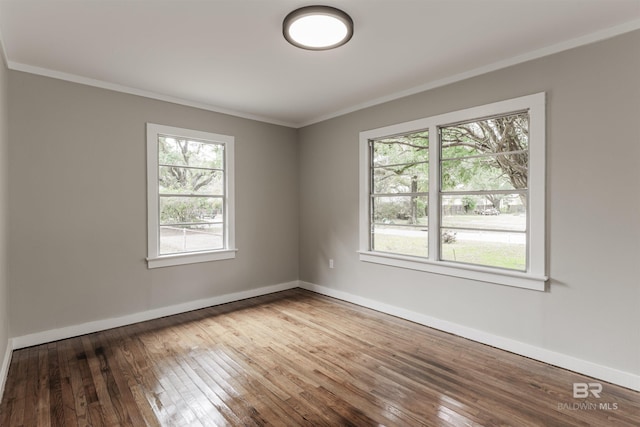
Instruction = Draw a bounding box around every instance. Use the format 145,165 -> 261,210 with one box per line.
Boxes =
370,130 -> 430,258
147,123 -> 236,268
359,93 -> 546,290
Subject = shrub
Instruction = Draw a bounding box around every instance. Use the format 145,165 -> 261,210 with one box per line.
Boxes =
442,230 -> 457,244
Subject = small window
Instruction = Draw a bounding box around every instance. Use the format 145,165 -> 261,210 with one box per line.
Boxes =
359,93 -> 547,290
147,124 -> 236,268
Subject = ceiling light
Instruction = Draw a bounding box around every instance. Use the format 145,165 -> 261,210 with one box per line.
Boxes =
283,6 -> 353,50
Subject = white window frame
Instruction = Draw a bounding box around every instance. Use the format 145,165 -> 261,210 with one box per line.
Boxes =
146,123 -> 237,268
358,93 -> 547,291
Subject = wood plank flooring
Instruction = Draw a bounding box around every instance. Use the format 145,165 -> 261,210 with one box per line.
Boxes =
1,289 -> 638,426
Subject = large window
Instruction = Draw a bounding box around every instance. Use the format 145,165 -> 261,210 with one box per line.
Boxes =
147,123 -> 236,268
359,93 -> 546,290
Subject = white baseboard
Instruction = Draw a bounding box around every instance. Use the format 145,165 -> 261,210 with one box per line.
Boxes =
0,338 -> 13,403
12,281 -> 299,350
299,281 -> 640,392
7,280 -> 639,393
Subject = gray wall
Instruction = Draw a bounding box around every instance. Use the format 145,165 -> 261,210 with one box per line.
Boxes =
0,54 -> 9,374
8,72 -> 299,336
3,28 -> 639,382
299,31 -> 640,375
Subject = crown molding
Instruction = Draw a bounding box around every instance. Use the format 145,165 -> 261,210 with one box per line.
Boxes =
1,17 -> 639,129
297,19 -> 640,128
6,61 -> 297,128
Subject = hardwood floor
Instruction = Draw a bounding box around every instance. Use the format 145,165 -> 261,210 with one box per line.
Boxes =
0,289 -> 638,426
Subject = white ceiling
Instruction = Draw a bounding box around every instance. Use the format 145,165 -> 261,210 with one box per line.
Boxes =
0,0 -> 639,128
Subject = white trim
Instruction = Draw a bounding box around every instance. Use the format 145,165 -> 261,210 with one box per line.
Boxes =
527,92 -> 546,275
0,338 -> 13,403
298,19 -> 640,127
147,248 -> 238,269
7,62 -> 296,128
358,138 -> 370,253
146,123 -> 236,269
299,281 -> 640,392
6,282 -> 640,392
358,251 -> 546,291
1,21 -> 637,129
359,93 -> 546,291
12,281 -> 300,350
0,21 -> 8,69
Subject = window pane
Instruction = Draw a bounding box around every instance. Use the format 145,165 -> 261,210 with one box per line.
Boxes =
159,136 -> 224,169
441,194 -> 526,231
440,228 -> 526,271
373,131 -> 428,167
441,154 -> 527,192
159,167 -> 223,195
160,224 -> 223,255
372,225 -> 428,258
159,196 -> 223,225
440,112 -> 529,159
373,163 -> 428,194
373,195 -> 428,225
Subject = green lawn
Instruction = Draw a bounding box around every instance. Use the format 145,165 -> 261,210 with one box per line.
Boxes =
373,228 -> 525,271
373,233 -> 429,258
440,240 -> 525,270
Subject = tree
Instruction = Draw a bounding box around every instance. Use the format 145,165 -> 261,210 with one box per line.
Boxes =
159,137 -> 221,193
372,113 -> 528,223
462,196 -> 476,213
158,137 -> 223,224
441,113 -> 528,208
372,133 -> 428,224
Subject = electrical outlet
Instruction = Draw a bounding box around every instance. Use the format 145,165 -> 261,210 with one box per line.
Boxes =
329,259 -> 334,269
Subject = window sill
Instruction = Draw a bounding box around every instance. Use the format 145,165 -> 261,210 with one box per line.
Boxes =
358,251 -> 547,291
147,249 -> 238,269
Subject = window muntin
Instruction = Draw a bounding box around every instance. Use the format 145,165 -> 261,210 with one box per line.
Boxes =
147,123 -> 235,268
359,93 -> 546,290
158,167 -> 224,195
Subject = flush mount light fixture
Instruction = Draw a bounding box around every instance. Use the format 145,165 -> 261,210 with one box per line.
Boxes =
283,5 -> 354,50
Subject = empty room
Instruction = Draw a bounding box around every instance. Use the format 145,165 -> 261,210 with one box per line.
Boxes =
0,0 -> 639,426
